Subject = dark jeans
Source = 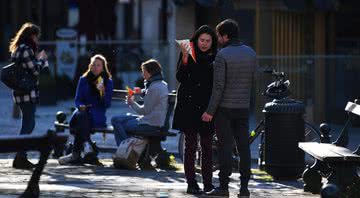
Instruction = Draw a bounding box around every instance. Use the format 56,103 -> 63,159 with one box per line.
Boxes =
17,103 -> 36,157
214,107 -> 251,188
183,128 -> 213,188
69,110 -> 92,152
18,103 -> 36,135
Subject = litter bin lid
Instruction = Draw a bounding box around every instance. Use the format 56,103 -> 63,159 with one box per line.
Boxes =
56,28 -> 77,39
263,98 -> 305,113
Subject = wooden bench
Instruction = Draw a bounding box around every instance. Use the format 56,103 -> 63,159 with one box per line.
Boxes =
0,130 -> 68,198
298,99 -> 360,196
54,89 -> 177,168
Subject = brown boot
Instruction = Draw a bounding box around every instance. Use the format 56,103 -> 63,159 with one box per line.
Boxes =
12,153 -> 36,170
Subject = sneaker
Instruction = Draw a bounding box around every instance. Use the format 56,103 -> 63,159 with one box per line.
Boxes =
12,153 -> 36,170
238,188 -> 250,198
206,186 -> 229,197
58,152 -> 81,165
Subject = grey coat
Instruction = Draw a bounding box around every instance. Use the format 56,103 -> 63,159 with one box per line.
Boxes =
130,80 -> 168,127
206,42 -> 256,115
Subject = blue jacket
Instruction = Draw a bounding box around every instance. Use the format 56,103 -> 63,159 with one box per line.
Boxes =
74,76 -> 113,127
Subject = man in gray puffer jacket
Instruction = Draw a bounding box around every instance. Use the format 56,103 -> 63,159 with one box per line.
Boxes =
202,19 -> 256,198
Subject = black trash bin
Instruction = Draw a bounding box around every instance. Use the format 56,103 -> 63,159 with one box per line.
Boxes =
263,98 -> 305,179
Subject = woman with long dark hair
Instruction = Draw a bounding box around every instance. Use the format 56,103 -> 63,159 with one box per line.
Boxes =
9,22 -> 49,169
172,25 -> 217,194
58,54 -> 113,165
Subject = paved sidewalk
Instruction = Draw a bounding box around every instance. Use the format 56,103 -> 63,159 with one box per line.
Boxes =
0,83 -> 347,198
0,159 -> 319,198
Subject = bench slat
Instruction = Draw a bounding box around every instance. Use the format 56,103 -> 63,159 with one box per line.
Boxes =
112,89 -> 127,99
299,142 -> 360,162
92,126 -> 114,133
0,134 -> 68,153
112,89 -> 176,103
345,101 -> 360,116
55,121 -> 177,137
55,121 -> 115,134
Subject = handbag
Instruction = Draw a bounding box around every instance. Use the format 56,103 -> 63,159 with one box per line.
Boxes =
113,137 -> 148,169
1,61 -> 37,91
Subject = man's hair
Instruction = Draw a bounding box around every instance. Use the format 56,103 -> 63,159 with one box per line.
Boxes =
216,19 -> 240,40
141,59 -> 162,76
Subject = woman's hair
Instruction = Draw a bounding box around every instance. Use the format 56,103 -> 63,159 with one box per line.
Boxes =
216,19 -> 240,40
83,54 -> 112,79
141,59 -> 162,76
9,22 -> 41,53
190,25 -> 217,53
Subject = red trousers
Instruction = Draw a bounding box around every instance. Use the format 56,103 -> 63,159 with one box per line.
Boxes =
183,129 -> 213,188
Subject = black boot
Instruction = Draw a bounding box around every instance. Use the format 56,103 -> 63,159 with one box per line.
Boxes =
238,177 -> 250,198
238,188 -> 250,198
83,142 -> 102,166
203,183 -> 214,193
12,152 -> 36,170
186,182 -> 202,195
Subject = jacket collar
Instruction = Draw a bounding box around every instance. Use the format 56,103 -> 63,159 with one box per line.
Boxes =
222,39 -> 243,48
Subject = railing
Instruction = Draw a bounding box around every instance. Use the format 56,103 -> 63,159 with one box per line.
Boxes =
2,40 -> 357,124
37,40 -> 173,90
256,55 -> 360,124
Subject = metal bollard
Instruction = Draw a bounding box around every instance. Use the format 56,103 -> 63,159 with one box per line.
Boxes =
321,183 -> 340,198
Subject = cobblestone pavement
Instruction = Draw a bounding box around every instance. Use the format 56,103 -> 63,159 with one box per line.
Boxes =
0,81 -> 328,198
0,159 -> 319,198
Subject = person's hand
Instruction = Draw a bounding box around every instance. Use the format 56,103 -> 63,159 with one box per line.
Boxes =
79,104 -> 92,111
40,66 -> 50,75
180,42 -> 189,64
201,112 -> 213,122
79,105 -> 87,111
134,87 -> 141,94
126,95 -> 134,105
97,83 -> 105,93
37,50 -> 48,60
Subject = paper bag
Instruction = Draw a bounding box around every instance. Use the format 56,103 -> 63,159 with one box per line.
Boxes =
113,137 -> 148,169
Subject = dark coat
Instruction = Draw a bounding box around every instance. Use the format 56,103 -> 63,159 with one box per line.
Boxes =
172,51 -> 215,133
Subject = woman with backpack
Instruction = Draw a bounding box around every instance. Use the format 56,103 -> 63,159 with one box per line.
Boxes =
9,22 -> 49,169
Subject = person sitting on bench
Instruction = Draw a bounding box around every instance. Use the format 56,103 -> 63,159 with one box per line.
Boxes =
111,59 -> 168,146
58,54 -> 113,165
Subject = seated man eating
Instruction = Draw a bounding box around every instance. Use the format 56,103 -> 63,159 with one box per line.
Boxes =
111,59 -> 168,146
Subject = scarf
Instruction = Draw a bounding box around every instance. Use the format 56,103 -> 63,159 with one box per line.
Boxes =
86,72 -> 107,98
195,48 -> 216,66
24,38 -> 38,52
144,73 -> 163,90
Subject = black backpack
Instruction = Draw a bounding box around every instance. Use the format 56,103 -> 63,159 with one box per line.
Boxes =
1,61 -> 36,91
